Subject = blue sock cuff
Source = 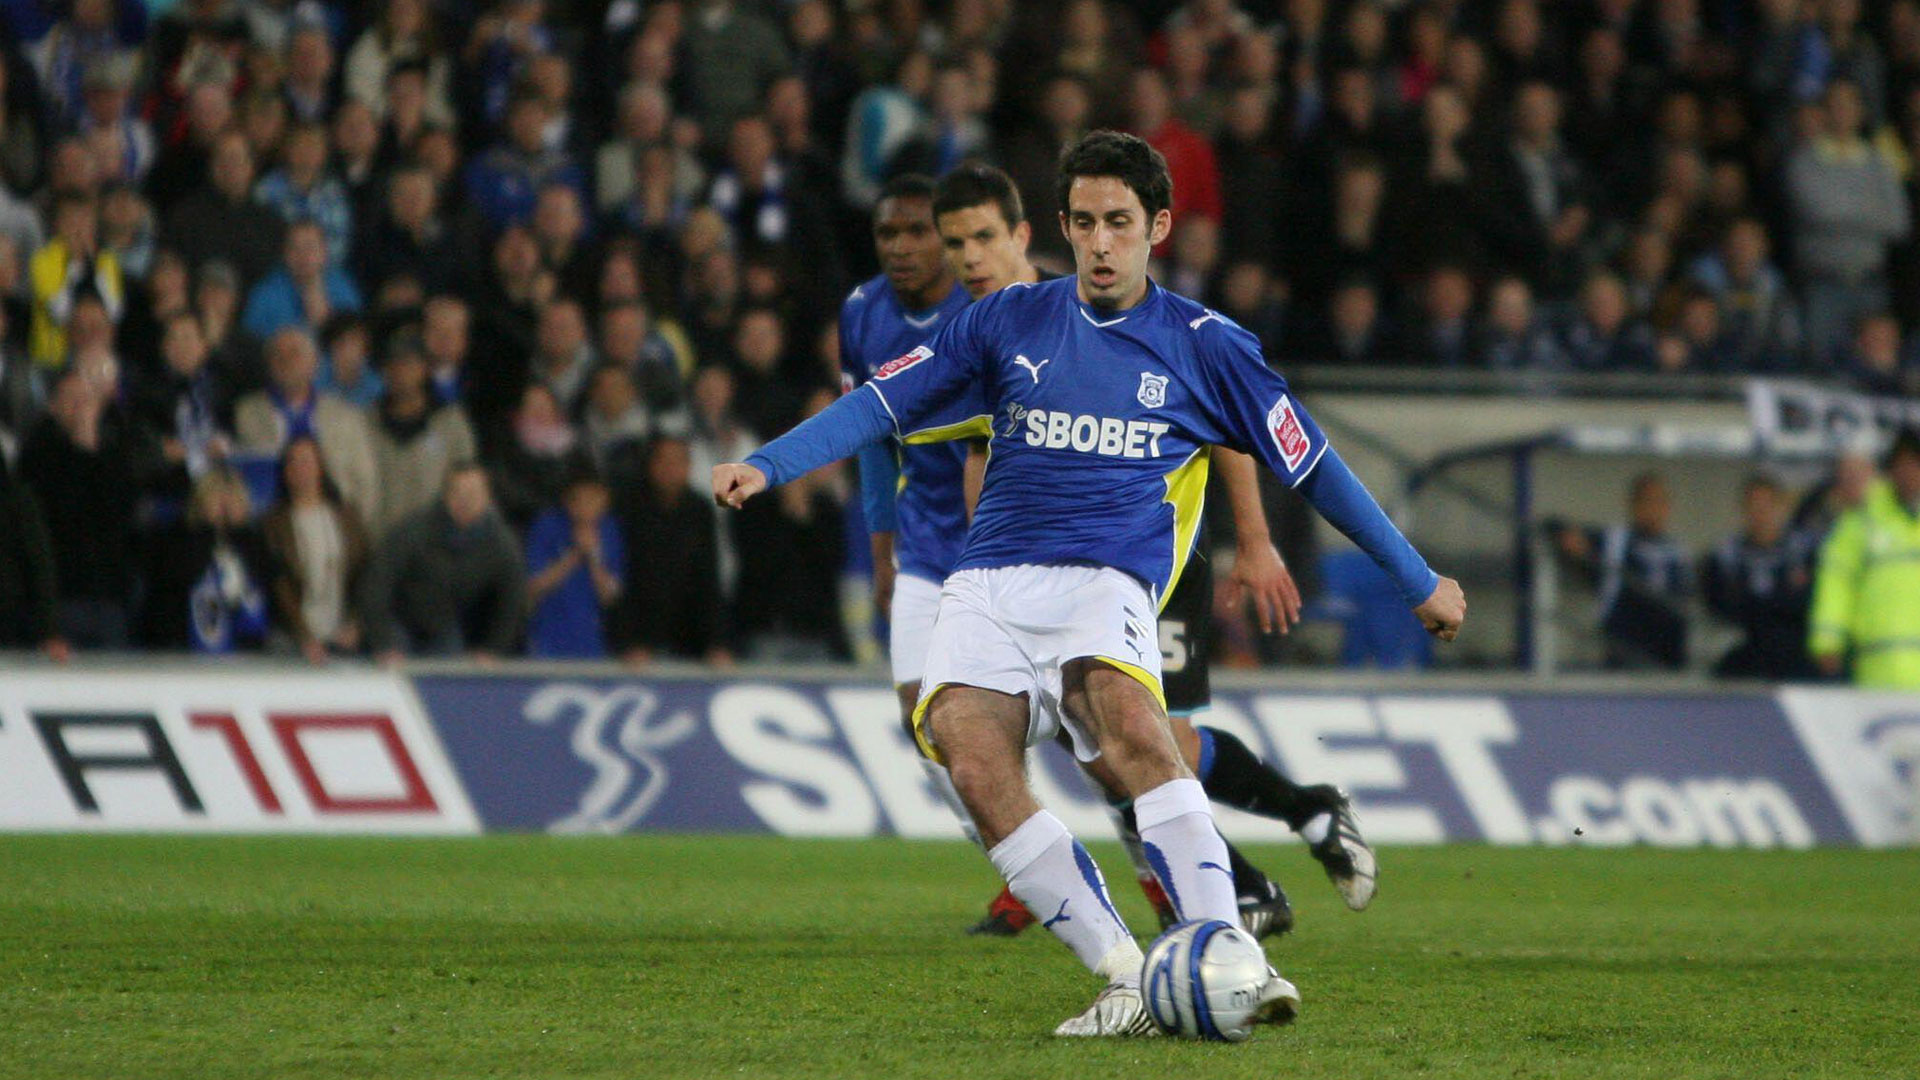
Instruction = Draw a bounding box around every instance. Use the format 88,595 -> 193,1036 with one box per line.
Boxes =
1195,726 -> 1217,782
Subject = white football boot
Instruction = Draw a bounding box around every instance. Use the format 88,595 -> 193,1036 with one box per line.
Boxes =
1053,980 -> 1158,1037
1251,968 -> 1302,1027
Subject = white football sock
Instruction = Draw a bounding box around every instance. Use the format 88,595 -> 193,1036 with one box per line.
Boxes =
987,810 -> 1137,977
1101,799 -> 1154,883
1134,778 -> 1239,925
922,758 -> 982,847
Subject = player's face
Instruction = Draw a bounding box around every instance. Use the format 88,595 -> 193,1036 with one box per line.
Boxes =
872,195 -> 949,304
1061,176 -> 1171,311
938,203 -> 1032,300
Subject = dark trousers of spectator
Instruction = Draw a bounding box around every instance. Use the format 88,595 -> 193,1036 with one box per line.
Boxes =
1801,275 -> 1887,363
57,599 -> 130,649
1601,596 -> 1687,671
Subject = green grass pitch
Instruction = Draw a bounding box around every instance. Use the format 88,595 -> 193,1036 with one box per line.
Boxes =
2,835 -> 1917,1080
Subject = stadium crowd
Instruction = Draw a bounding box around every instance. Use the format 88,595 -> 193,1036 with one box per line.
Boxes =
0,0 -> 1917,675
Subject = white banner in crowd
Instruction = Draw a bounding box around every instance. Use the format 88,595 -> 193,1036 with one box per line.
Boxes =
1746,379 -> 1920,458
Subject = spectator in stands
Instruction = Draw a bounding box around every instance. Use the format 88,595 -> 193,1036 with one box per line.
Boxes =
1689,218 -> 1800,369
462,92 -> 584,230
163,129 -> 284,290
0,307 -> 42,461
341,0 -> 453,125
138,467 -> 269,652
253,122 -> 351,264
1473,80 -> 1593,298
841,51 -> 931,210
1786,78 -> 1911,361
1292,151 -> 1390,313
616,433 -> 726,665
1561,270 -> 1655,370
131,310 -> 232,501
1127,65 -> 1219,255
1555,472 -> 1692,670
315,314 -> 379,407
727,305 -> 805,438
0,452 -> 64,660
1477,275 -> 1565,369
529,296 -> 596,417
18,370 -> 140,648
1407,265 -> 1476,368
30,192 -> 122,368
682,0 -> 790,139
99,184 -> 155,278
1706,474 -> 1817,680
1810,427 -> 1920,688
241,220 -> 364,339
579,361 -> 651,484
1842,312 -> 1915,396
235,326 -> 379,528
194,260 -> 262,394
733,390 -> 851,661
1654,288 -> 1741,373
368,332 -> 476,537
1300,277 -> 1397,365
525,465 -> 624,659
263,435 -> 368,664
362,461 -> 526,663
421,296 -> 471,408
488,381 -> 585,531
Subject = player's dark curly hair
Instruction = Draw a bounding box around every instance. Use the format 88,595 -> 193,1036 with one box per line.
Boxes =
877,173 -> 937,204
1055,130 -> 1173,221
933,162 -> 1025,228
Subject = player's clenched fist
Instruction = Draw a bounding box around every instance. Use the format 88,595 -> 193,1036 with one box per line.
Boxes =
1414,576 -> 1466,641
712,463 -> 768,509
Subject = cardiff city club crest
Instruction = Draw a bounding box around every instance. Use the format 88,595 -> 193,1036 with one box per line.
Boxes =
1137,372 -> 1169,408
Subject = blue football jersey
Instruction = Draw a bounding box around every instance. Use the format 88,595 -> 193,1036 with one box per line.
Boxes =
838,273 -> 974,582
866,276 -> 1329,605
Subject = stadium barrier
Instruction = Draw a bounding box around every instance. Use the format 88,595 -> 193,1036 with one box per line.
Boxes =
2,664 -> 1915,847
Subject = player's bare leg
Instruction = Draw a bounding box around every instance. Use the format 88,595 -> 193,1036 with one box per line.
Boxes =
926,686 -> 1152,1036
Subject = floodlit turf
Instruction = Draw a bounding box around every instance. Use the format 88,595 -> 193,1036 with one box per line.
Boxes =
2,837 -> 1917,1080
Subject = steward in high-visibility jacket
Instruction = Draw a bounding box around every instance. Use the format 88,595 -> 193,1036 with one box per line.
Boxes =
1809,434 -> 1920,689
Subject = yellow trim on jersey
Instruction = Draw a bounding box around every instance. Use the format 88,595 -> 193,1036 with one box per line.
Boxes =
1158,446 -> 1213,613
901,414 -> 994,445
909,683 -> 951,764
1089,656 -> 1169,711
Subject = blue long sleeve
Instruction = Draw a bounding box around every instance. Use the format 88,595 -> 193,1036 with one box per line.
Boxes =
1297,447 -> 1439,608
857,442 -> 900,532
745,384 -> 896,488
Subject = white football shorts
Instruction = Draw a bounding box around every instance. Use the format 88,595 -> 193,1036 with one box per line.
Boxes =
888,570 -> 944,686
911,564 -> 1166,765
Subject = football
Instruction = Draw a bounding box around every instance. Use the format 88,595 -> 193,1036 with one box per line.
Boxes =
1141,919 -> 1277,1041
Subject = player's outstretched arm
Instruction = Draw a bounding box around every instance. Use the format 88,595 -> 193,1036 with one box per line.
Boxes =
712,462 -> 768,508
713,384 -> 899,510
1296,446 -> 1466,640
1413,576 -> 1466,641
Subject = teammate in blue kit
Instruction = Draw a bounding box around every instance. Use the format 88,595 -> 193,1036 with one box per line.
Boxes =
716,132 -> 1466,1037
929,163 -> 1375,938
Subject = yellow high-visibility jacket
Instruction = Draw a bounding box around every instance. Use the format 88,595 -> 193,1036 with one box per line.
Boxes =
1809,480 -> 1920,688
28,241 -> 122,368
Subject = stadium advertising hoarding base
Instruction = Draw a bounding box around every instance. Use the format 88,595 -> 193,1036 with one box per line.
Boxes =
3,669 -> 1913,846
414,675 -> 1906,848
0,672 -> 479,833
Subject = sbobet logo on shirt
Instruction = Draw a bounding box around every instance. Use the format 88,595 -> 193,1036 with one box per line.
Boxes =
872,345 -> 933,380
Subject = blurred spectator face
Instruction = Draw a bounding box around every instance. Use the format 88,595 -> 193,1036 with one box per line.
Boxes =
1222,86 -> 1274,141
1232,30 -> 1280,83
514,383 -> 571,447
1444,36 -> 1487,97
896,51 -> 934,99
148,252 -> 190,313
537,301 -> 588,362
1579,28 -> 1626,87
1833,453 -> 1875,508
1409,9 -> 1449,67
1823,80 -> 1865,138
1167,28 -> 1209,86
1581,275 -> 1629,334
1657,147 -> 1706,203
1332,68 -> 1375,127
1172,216 -> 1220,276
1823,0 -> 1862,34
268,330 -> 320,396
284,125 -> 328,182
384,344 -> 428,397
727,116 -> 776,181
1042,76 -> 1091,134
1630,476 -> 1671,534
601,304 -> 648,362
1654,91 -> 1703,144
283,437 -> 327,501
678,208 -> 729,262
443,468 -> 493,528
599,251 -> 643,304
1741,480 -> 1784,541
696,248 -> 739,305
508,98 -> 550,154
1286,0 -> 1327,35
647,437 -> 692,501
733,311 -> 784,374
1855,315 -> 1902,374
588,364 -> 637,420
789,0 -> 832,47
192,470 -> 252,529
1488,277 -> 1534,335
1426,268 -> 1474,323
1625,229 -> 1672,285
939,200 -> 1032,301
495,227 -> 541,284
627,31 -> 675,86
873,192 -> 948,302
49,371 -> 102,438
185,83 -> 234,143
389,168 -> 437,229
564,476 -> 610,525
385,0 -> 427,38
415,128 -> 459,184
1513,83 -> 1561,144
1062,0 -> 1106,47
51,138 -> 98,197
378,275 -> 426,312
69,296 -> 113,354
742,256 -> 785,304
1423,85 -> 1470,142
533,185 -> 585,248
287,28 -> 333,86
529,53 -> 571,108
1128,68 -> 1172,134
1332,283 -> 1380,337
211,133 -> 254,199
1890,442 -> 1920,503
620,83 -> 671,143
162,315 -> 209,377
1724,220 -> 1768,281
691,365 -> 734,424
1334,161 -> 1385,219
931,67 -> 976,124
1220,262 -> 1271,316
1346,2 -> 1389,62
766,77 -> 809,136
242,92 -> 288,156
1678,294 -> 1720,345
1706,161 -> 1749,217
1497,0 -> 1543,57
424,298 -> 469,366
54,198 -> 97,251
329,323 -> 370,385
285,224 -> 329,280
101,187 -> 147,238
72,345 -> 118,396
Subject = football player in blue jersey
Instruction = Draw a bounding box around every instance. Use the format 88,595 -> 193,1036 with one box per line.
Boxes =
930,163 -> 1374,939
715,132 -> 1466,1037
